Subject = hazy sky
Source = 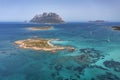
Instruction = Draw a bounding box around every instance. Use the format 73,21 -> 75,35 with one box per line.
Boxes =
0,0 -> 120,22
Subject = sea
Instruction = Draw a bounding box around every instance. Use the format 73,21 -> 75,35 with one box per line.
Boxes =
0,22 -> 120,80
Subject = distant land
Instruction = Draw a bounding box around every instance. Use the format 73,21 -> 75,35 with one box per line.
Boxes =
88,20 -> 106,23
30,12 -> 65,24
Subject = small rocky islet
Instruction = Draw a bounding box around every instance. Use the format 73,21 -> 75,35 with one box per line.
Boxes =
112,26 -> 120,31
27,26 -> 54,31
14,38 -> 75,53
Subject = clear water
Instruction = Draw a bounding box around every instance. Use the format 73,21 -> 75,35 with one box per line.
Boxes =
0,22 -> 120,80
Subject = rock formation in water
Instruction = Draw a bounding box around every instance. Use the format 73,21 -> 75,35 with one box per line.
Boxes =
30,12 -> 65,24
112,26 -> 120,31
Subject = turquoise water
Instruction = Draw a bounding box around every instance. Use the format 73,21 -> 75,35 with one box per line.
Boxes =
0,22 -> 120,80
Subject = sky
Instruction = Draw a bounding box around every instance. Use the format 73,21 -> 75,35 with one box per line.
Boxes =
0,0 -> 120,22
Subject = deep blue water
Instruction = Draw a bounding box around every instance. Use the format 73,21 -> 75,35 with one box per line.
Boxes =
0,22 -> 120,80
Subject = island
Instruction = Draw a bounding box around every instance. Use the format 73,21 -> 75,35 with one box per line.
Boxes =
30,12 -> 65,24
27,26 -> 54,31
88,20 -> 105,23
14,38 -> 74,52
112,26 -> 120,31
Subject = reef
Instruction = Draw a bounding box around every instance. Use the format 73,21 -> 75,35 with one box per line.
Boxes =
75,48 -> 104,65
97,72 -> 120,80
54,64 -> 63,71
49,57 -> 88,80
88,65 -> 108,71
103,60 -> 120,72
73,66 -> 86,74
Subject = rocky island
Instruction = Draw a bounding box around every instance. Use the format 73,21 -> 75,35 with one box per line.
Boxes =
30,12 -> 65,24
15,38 -> 74,52
89,20 -> 105,23
112,26 -> 120,31
27,26 -> 54,31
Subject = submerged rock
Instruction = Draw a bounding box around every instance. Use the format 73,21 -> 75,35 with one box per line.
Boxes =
103,60 -> 120,72
25,73 -> 41,80
68,47 -> 75,52
56,77 -> 63,80
91,78 -> 95,80
55,65 -> 63,71
65,66 -> 73,70
73,66 -> 85,74
51,73 -> 56,78
75,48 -> 104,65
97,72 -> 120,80
89,65 -> 108,71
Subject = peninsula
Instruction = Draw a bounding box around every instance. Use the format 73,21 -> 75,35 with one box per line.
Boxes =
15,38 -> 74,52
30,12 -> 65,24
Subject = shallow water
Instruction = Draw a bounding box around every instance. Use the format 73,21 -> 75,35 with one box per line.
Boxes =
0,22 -> 120,80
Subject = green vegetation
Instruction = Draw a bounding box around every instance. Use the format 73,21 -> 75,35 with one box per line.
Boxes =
23,39 -> 52,48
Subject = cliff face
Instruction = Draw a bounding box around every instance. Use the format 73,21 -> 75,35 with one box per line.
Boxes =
30,12 -> 65,24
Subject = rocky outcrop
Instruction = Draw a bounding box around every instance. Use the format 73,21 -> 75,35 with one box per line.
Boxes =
30,12 -> 65,24
112,26 -> 120,31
